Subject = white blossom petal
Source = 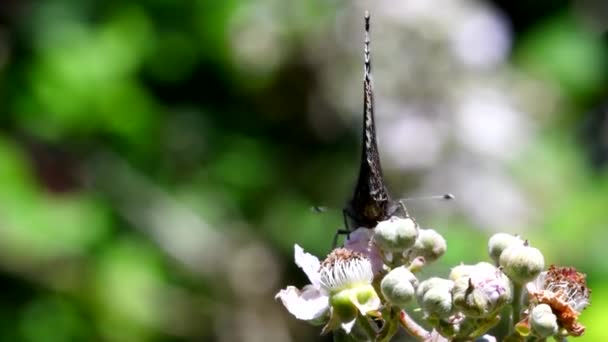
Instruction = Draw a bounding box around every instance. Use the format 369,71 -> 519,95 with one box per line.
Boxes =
294,244 -> 322,288
344,228 -> 384,275
275,284 -> 329,321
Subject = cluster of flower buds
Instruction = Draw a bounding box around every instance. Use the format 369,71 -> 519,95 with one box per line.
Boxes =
276,218 -> 590,341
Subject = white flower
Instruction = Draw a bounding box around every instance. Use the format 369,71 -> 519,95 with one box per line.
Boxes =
318,249 -> 374,292
276,245 -> 380,333
275,245 -> 329,323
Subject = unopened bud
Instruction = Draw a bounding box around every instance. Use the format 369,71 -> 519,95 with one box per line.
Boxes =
409,228 -> 446,264
381,266 -> 417,308
488,233 -> 523,264
452,263 -> 512,318
530,304 -> 558,338
373,217 -> 419,252
449,263 -> 475,281
416,277 -> 454,318
499,243 -> 544,285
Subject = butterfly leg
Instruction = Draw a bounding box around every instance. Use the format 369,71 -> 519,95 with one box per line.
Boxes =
397,200 -> 421,229
331,209 -> 353,248
332,229 -> 351,249
398,200 -> 411,218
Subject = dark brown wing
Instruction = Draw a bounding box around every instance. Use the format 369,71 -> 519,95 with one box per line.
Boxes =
344,12 -> 404,229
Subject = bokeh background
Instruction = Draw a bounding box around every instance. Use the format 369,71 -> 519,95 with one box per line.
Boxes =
0,0 -> 606,341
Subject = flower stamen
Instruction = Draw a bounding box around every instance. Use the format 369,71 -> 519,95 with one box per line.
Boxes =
319,248 -> 373,293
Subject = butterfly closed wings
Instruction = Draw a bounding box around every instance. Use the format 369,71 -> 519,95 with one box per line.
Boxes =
339,12 -> 409,241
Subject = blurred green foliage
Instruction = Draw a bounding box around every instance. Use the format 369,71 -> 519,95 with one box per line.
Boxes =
0,0 -> 606,341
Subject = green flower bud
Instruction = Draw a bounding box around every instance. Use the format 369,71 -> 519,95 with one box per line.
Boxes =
530,304 -> 558,338
499,242 -> 544,285
416,277 -> 454,318
417,277 -> 453,297
409,228 -> 446,264
381,266 -> 417,308
452,263 -> 512,318
449,263 -> 475,281
488,233 -> 523,264
373,217 -> 418,252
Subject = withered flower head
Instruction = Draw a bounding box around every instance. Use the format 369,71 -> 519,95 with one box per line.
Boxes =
526,265 -> 591,337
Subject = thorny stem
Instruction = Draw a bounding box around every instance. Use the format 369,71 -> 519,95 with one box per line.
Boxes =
398,310 -> 430,341
510,283 -> 524,335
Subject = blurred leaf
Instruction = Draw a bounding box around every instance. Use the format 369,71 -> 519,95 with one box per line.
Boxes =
209,135 -> 275,193
262,193 -> 338,256
18,4 -> 158,147
0,137 -> 39,198
0,193 -> 111,260
516,12 -> 607,99
19,296 -> 88,342
94,237 -> 167,341
146,31 -> 199,83
581,281 -> 608,341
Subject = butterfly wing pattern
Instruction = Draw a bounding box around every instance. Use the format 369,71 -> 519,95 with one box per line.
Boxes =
343,12 -> 408,231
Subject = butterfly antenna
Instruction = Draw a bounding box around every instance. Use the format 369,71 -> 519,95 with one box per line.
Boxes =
364,11 -> 371,82
399,193 -> 456,202
310,206 -> 328,213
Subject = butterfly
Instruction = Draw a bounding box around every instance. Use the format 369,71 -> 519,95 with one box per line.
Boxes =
329,12 -> 453,247
333,12 -> 410,244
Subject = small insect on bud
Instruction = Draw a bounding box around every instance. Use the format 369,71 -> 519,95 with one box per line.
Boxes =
373,216 -> 419,252
530,304 -> 559,338
488,233 -> 523,264
416,277 -> 454,318
381,266 -> 418,308
499,242 -> 544,285
408,228 -> 446,264
452,262 -> 512,318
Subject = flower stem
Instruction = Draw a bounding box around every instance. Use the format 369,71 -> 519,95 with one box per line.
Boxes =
398,310 -> 430,341
332,330 -> 349,342
510,283 -> 524,335
356,315 -> 378,340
